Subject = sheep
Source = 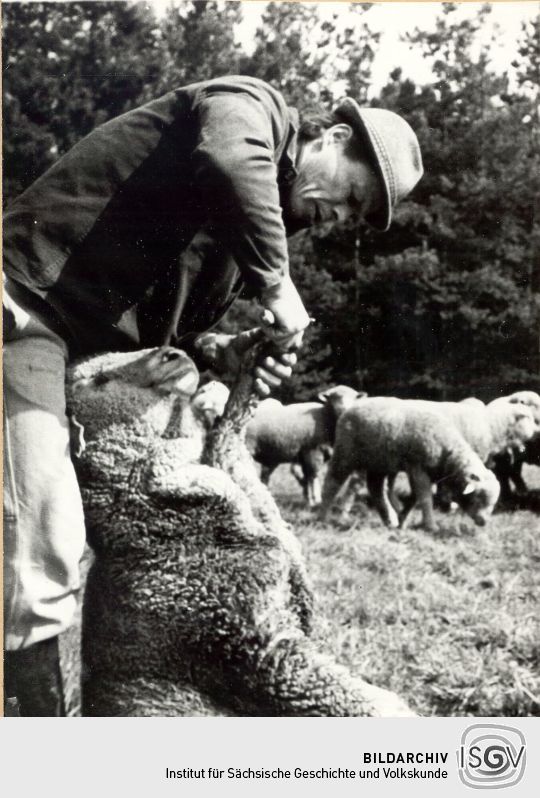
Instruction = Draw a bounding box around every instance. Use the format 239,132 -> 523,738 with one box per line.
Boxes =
245,386 -> 364,507
67,345 -> 413,717
321,397 -> 501,532
422,399 -> 535,466
420,398 -> 535,511
334,396 -> 534,520
489,391 -> 540,499
460,397 -> 485,406
191,379 -> 230,429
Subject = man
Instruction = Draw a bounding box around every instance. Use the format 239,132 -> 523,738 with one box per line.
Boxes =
3,75 -> 423,715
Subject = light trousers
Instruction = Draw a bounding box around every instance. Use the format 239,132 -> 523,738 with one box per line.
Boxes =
3,281 -> 86,649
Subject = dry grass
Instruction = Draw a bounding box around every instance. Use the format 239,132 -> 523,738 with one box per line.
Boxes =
57,466 -> 540,718
270,465 -> 540,717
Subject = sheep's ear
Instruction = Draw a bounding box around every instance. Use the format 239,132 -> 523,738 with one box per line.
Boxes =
317,390 -> 330,404
356,391 -> 368,400
94,371 -> 111,387
462,482 -> 476,495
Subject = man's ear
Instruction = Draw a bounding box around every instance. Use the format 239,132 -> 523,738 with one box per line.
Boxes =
326,123 -> 353,144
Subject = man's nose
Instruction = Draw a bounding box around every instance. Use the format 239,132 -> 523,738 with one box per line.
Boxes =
332,205 -> 353,224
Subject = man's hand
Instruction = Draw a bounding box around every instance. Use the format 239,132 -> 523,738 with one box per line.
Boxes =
259,275 -> 311,351
193,328 -> 297,398
254,349 -> 297,398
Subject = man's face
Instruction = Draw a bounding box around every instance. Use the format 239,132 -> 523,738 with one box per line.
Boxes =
285,123 -> 383,230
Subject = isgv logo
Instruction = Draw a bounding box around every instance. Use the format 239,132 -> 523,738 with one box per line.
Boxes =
457,724 -> 526,789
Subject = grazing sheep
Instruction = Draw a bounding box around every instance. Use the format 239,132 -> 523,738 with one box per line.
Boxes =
489,391 -> 540,499
245,386 -> 364,507
67,346 -> 413,717
191,379 -> 230,429
418,399 -> 535,466
336,396 -> 534,519
321,397 -> 500,532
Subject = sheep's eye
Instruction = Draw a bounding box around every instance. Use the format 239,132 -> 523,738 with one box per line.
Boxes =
94,372 -> 110,387
161,349 -> 182,363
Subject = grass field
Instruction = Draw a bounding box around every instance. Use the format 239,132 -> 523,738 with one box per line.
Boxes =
270,465 -> 540,717
54,465 -> 540,718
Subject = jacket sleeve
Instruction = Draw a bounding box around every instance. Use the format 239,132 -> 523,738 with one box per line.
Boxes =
190,84 -> 291,295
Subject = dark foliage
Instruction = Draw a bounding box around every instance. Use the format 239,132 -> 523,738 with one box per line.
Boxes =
3,1 -> 538,399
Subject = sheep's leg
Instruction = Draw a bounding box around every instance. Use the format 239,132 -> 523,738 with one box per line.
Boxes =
386,473 -> 404,514
320,464 -> 350,520
403,467 -> 436,531
299,449 -> 324,508
260,464 -> 275,486
290,462 -> 306,492
83,677 -> 233,717
366,472 -> 399,528
235,637 -> 414,717
319,431 -> 357,520
310,476 -> 322,508
510,461 -> 528,496
334,473 -> 359,523
493,454 -> 515,501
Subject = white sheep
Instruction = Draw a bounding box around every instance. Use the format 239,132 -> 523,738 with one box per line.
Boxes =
489,390 -> 540,498
419,399 -> 535,466
321,397 -> 501,532
245,386 -> 364,507
459,397 -> 486,407
335,396 -> 534,519
67,346 -> 413,717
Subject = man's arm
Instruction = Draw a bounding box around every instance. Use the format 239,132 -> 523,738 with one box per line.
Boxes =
190,84 -> 309,346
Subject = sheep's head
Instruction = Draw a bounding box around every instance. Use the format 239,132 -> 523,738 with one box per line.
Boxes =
505,405 -> 536,452
456,462 -> 500,526
507,391 -> 540,430
318,385 -> 366,418
67,347 -> 200,440
192,380 -> 230,429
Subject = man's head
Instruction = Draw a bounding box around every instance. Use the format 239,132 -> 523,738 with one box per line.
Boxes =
287,100 -> 423,232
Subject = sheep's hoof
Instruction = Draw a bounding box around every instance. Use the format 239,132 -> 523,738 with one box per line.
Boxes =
337,513 -> 355,531
361,682 -> 417,718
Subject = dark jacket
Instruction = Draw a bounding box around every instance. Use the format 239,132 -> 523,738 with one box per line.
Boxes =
3,76 -> 299,355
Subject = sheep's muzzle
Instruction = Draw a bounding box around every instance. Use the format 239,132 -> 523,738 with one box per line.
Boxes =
144,347 -> 200,397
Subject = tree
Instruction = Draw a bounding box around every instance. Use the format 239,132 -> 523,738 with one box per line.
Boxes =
2,1 -> 161,201
154,0 -> 242,94
243,2 -> 378,111
4,1 -> 538,397
342,2 -> 540,396
2,1 -> 243,203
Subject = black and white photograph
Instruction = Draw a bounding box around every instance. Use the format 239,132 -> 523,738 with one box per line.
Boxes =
2,0 -> 539,725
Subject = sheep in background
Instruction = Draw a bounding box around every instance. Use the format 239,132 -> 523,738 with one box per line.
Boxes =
489,390 -> 540,500
423,398 -> 535,511
424,399 -> 535,466
335,396 -> 534,520
321,397 -> 500,532
191,379 -> 230,429
245,386 -> 365,507
67,346 -> 413,717
459,397 -> 485,407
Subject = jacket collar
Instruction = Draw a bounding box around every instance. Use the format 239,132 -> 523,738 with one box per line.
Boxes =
278,107 -> 299,186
